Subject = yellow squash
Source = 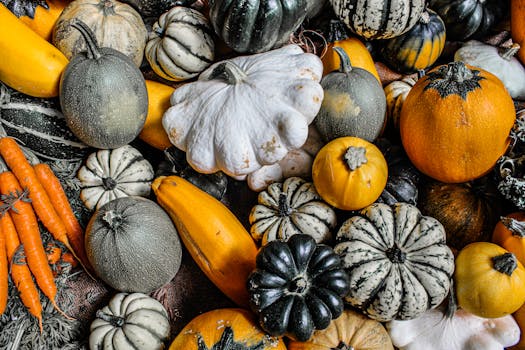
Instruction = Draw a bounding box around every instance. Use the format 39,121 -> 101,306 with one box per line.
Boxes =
152,175 -> 258,308
139,80 -> 176,150
0,3 -> 68,97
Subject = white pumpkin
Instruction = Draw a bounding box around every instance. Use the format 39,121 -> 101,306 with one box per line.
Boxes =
162,44 -> 324,178
89,292 -> 170,350
77,145 -> 154,210
387,302 -> 521,350
454,41 -> 525,100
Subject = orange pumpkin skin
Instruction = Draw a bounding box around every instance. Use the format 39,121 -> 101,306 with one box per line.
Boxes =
19,0 -> 70,41
493,212 -> 525,267
511,0 -> 525,64
400,62 -> 515,183
168,308 -> 286,350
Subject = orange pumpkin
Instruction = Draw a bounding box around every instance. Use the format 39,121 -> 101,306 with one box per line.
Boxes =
400,61 -> 515,183
493,212 -> 525,266
312,136 -> 388,211
19,0 -> 70,41
168,308 -> 287,350
511,0 -> 525,64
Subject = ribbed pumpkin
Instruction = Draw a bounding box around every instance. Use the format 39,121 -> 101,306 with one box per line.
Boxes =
399,61 -> 516,183
145,6 -> 215,82
380,8 -> 446,74
493,213 -> 525,267
59,20 -> 148,149
168,308 -> 287,350
329,0 -> 426,39
455,242 -> 525,318
334,202 -> 455,322
52,0 -> 147,66
249,176 -> 337,245
312,136 -> 388,211
314,47 -> 386,143
208,0 -> 307,53
384,75 -> 419,132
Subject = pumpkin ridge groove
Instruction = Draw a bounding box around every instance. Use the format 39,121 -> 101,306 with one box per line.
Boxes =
358,213 -> 392,251
399,263 -> 433,311
118,326 -> 141,350
359,262 -> 393,314
377,0 -> 393,40
111,154 -> 144,179
155,43 -> 195,75
125,314 -> 168,338
163,33 -> 213,65
169,20 -> 215,39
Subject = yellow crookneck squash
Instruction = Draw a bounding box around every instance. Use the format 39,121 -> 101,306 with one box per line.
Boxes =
0,3 -> 68,98
139,80 -> 177,151
511,0 -> 525,64
152,175 -> 258,308
18,0 -> 71,41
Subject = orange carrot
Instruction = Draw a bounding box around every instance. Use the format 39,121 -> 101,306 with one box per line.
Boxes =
0,171 -> 67,319
45,242 -> 61,266
0,220 -> 7,315
0,209 -> 43,332
0,138 -> 82,270
33,163 -> 93,274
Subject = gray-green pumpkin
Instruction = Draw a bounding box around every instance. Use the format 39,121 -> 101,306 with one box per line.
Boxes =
85,196 -> 183,293
59,20 -> 148,149
315,47 -> 386,143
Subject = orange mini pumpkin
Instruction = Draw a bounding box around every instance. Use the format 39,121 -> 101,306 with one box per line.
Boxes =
511,0 -> 525,64
400,61 -> 515,183
493,212 -> 525,266
312,136 -> 388,211
19,0 -> 71,41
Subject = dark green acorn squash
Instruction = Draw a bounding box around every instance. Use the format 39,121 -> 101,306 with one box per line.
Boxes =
208,0 -> 308,53
428,0 -> 509,41
59,20 -> 148,149
314,47 -> 386,142
247,234 -> 350,342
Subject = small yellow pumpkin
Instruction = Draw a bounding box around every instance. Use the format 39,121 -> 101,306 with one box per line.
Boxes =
455,242 -> 525,318
311,136 -> 388,211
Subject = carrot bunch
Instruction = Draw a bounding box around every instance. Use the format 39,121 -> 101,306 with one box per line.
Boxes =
0,136 -> 91,330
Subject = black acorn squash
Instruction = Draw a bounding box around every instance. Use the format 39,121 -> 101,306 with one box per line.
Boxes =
247,234 -> 350,342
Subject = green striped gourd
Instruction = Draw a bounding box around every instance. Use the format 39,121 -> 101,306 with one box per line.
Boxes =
334,202 -> 454,322
329,0 -> 426,39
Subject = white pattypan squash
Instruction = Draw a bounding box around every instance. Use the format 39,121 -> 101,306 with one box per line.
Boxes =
162,44 -> 324,178
387,301 -> 521,350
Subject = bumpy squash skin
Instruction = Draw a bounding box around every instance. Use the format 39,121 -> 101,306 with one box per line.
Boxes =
0,3 -> 68,98
152,175 -> 259,308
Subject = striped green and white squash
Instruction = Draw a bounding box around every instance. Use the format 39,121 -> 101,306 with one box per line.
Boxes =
334,202 -> 454,322
384,75 -> 419,130
77,145 -> 154,211
0,83 -> 90,161
249,176 -> 337,245
329,0 -> 426,40
145,6 -> 215,81
380,8 -> 446,74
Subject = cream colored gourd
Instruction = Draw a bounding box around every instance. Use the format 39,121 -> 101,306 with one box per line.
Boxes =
387,302 -> 521,350
454,41 -> 525,100
89,292 -> 170,350
249,176 -> 337,245
162,44 -> 324,178
384,75 -> 418,130
77,145 -> 154,210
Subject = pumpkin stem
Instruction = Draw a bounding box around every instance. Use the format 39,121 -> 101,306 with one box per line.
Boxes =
70,20 -> 102,60
424,61 -> 484,99
102,177 -> 118,191
500,43 -> 521,61
207,62 -> 247,84
278,193 -> 292,217
386,245 -> 406,263
288,275 -> 309,294
98,0 -> 116,16
102,210 -> 124,230
492,252 -> 518,276
344,146 -> 367,171
0,83 -> 10,106
331,342 -> 354,350
446,61 -> 473,83
96,310 -> 126,327
333,46 -> 353,74
501,216 -> 525,237
419,9 -> 430,24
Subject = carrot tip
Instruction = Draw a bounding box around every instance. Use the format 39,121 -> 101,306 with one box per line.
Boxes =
50,298 -> 75,321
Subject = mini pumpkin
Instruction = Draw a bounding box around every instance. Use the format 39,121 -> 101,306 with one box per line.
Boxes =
383,73 -> 421,132
334,202 -> 455,322
247,234 -> 350,341
493,212 -> 525,266
52,0 -> 147,66
312,136 -> 388,211
145,6 -> 215,81
162,44 -> 324,178
90,292 -> 170,350
77,145 -> 154,210
168,308 -> 286,350
512,0 -> 525,65
249,176 -> 337,245
399,61 -> 516,183
454,242 -> 525,318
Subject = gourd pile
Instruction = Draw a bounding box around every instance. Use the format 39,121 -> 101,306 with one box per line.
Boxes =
1,0 -> 525,348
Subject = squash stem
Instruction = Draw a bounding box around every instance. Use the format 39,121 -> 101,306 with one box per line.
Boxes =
278,193 -> 292,217
207,62 -> 247,84
501,216 -> 525,237
419,9 -> 430,24
344,146 -> 367,171
99,0 -> 116,16
331,342 -> 354,350
0,83 -> 10,106
102,210 -> 124,230
333,46 -> 353,74
445,61 -> 473,83
492,252 -> 518,276
500,43 -> 521,61
96,310 -> 125,327
70,20 -> 102,60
